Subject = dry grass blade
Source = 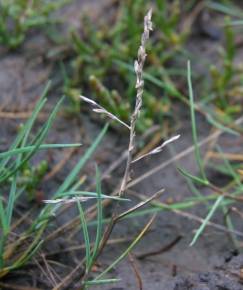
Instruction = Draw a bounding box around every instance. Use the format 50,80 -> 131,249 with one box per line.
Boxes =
80,95 -> 130,129
128,253 -> 143,290
132,134 -> 180,163
0,111 -> 47,120
116,189 -> 164,221
43,196 -> 98,204
207,151 -> 243,162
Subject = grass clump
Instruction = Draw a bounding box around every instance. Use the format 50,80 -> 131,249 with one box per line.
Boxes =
0,89 -> 130,287
0,85 -> 81,275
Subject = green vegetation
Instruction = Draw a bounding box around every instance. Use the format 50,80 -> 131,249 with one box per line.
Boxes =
0,86 -> 156,287
0,0 -> 243,288
68,0 -> 188,132
0,84 -> 109,278
0,0 -> 68,49
65,0 -> 243,136
180,61 -> 242,246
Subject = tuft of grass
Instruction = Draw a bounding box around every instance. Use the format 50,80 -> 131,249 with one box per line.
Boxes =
0,83 -> 108,278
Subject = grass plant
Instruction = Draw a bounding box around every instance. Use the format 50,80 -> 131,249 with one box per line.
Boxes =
0,1 -> 242,289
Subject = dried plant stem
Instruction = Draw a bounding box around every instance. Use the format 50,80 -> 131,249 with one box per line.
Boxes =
128,252 -> 143,290
84,11 -> 155,282
132,134 -> 180,163
119,9 -> 153,197
96,189 -> 164,261
136,235 -> 182,260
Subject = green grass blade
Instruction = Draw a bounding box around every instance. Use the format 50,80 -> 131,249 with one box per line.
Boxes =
0,96 -> 64,183
11,240 -> 43,269
177,167 -> 209,186
6,173 -> 17,228
0,198 -> 7,234
190,195 -> 224,246
77,200 -> 91,272
205,113 -> 239,136
215,145 -> 242,187
0,84 -> 52,269
187,60 -> 207,181
91,166 -> 103,261
206,1 -> 243,18
57,190 -> 129,201
0,143 -> 81,159
33,124 -> 108,231
56,123 -> 108,195
21,81 -> 51,147
0,97 -> 47,170
85,278 -> 120,286
94,215 -> 155,281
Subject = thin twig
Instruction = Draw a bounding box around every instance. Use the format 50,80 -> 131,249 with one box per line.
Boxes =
34,258 -> 56,288
41,255 -> 59,286
136,235 -> 182,260
128,253 -> 143,290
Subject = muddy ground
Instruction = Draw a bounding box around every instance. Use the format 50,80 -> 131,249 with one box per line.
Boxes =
0,1 -> 243,289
